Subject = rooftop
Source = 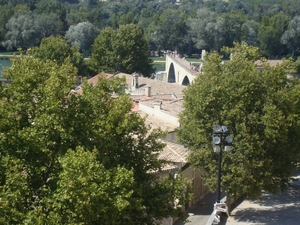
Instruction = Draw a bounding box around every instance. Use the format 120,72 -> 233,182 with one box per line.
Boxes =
115,73 -> 186,131
255,60 -> 283,67
138,111 -> 178,132
159,141 -> 189,163
140,98 -> 184,117
75,72 -> 186,131
74,72 -> 190,173
115,72 -> 186,98
75,73 -> 114,94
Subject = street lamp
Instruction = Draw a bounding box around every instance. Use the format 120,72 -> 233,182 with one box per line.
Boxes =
212,124 -> 233,224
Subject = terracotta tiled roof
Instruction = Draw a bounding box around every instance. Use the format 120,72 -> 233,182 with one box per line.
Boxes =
159,141 -> 190,163
148,141 -> 190,174
75,72 -> 114,94
255,60 -> 283,67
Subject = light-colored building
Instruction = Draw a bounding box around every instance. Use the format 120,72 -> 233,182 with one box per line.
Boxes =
114,72 -> 209,224
76,72 -> 209,224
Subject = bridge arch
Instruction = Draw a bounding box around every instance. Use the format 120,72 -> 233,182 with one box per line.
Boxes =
165,55 -> 198,85
181,76 -> 190,85
168,63 -> 176,83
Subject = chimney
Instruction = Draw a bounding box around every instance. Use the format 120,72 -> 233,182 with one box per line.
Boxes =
145,86 -> 151,97
153,100 -> 162,111
201,49 -> 206,61
132,72 -> 139,89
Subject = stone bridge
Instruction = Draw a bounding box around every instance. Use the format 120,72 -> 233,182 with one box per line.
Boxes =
155,54 -> 201,85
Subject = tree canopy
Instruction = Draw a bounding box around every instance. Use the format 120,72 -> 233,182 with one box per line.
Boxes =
177,42 -> 300,201
281,16 -> 300,57
0,4 -> 14,43
0,55 -> 190,224
150,9 -> 189,55
188,8 -> 225,52
258,13 -> 290,58
65,21 -> 99,55
3,11 -> 61,50
90,24 -> 154,77
32,36 -> 86,75
1,0 -> 300,58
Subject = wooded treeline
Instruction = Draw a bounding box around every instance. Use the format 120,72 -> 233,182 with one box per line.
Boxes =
0,0 -> 300,59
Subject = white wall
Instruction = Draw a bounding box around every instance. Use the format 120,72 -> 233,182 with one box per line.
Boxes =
139,102 -> 180,126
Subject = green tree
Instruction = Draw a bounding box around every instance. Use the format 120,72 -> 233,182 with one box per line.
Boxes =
281,16 -> 300,57
177,42 -> 300,202
279,0 -> 300,17
90,24 -> 154,77
35,0 -> 67,21
119,12 -> 139,26
32,36 -> 86,75
65,21 -> 99,55
0,0 -> 38,10
0,5 -> 14,43
150,9 -> 189,55
24,147 -> 139,225
221,11 -> 246,48
13,4 -> 30,12
66,4 -> 103,27
138,6 -> 156,32
241,19 -> 259,46
88,27 -> 117,74
34,0 -> 68,35
3,11 -> 61,50
258,13 -> 290,58
188,8 -> 225,52
0,55 -> 190,224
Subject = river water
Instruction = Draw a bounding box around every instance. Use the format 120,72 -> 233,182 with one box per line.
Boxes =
0,59 -> 11,75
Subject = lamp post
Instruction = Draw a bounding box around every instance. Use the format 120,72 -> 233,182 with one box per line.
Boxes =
212,124 -> 233,224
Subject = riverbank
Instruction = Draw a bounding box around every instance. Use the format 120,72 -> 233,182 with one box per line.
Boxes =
0,58 -> 166,74
0,54 -> 20,59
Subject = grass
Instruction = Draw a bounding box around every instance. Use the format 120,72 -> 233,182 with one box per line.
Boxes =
0,51 -> 20,59
150,56 -> 201,68
186,57 -> 201,62
0,51 -> 19,55
149,56 -> 166,61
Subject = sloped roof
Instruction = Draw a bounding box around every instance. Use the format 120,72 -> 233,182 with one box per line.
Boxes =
148,163 -> 179,174
73,72 -> 185,132
255,60 -> 283,67
159,141 -> 190,163
75,73 -> 114,94
148,141 -> 190,174
138,111 -> 178,132
114,72 -> 186,98
140,98 -> 184,117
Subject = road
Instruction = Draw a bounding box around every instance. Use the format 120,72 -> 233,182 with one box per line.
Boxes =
226,177 -> 300,225
174,192 -> 226,225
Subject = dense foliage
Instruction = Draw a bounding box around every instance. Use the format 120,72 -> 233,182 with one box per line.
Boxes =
32,36 -> 87,75
65,21 -> 99,55
90,24 -> 154,77
177,42 -> 300,201
0,0 -> 300,59
0,55 -> 190,224
3,11 -> 61,50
